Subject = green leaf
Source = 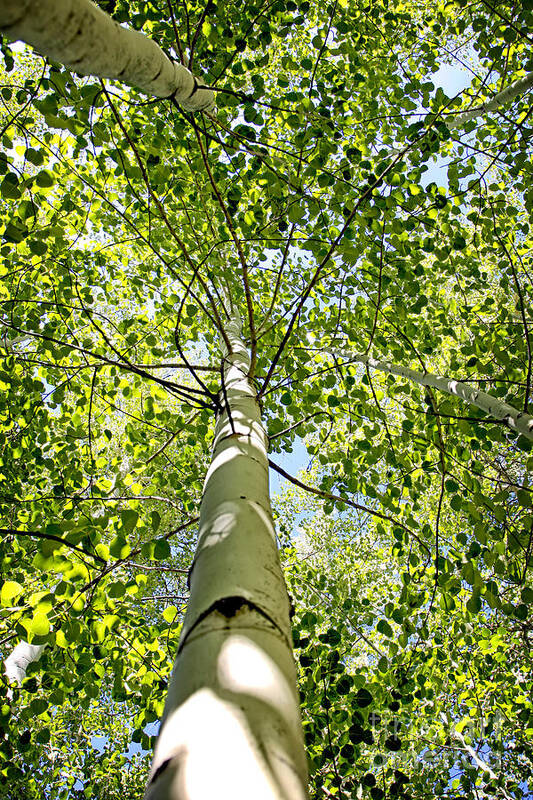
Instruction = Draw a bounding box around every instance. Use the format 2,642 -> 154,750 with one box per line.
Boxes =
29,239 -> 48,256
45,522 -> 64,537
30,698 -> 49,715
162,605 -> 178,622
25,148 -> 44,166
325,627 -> 340,645
1,174 -> 21,199
385,735 -> 402,751
108,581 -> 126,598
120,509 -> 139,535
35,170 -> 54,188
103,614 -> 120,631
376,619 -> 393,637
2,221 -> 26,242
1,581 -> 23,606
337,675 -> 352,695
521,587 -> 533,604
36,728 -> 51,744
516,435 -> 532,452
22,612 -> 50,637
466,593 -> 482,615
517,489 -> 531,507
355,688 -> 373,707
109,536 -> 131,559
153,538 -> 171,560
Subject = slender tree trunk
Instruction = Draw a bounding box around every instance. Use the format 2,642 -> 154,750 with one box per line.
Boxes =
447,71 -> 533,130
386,69 -> 533,157
330,349 -> 533,440
0,0 -> 213,111
4,642 -> 45,687
145,307 -> 308,800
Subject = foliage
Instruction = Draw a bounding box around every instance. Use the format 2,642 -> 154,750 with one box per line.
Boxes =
1,0 -> 532,797
284,482 -> 533,798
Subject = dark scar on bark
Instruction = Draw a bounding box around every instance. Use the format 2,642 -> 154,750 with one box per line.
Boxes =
151,62 -> 164,82
187,78 -> 199,98
149,757 -> 172,786
178,595 -> 290,653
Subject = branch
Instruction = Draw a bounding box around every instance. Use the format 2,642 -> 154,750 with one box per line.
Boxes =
447,70 -> 533,129
267,460 -> 430,554
126,562 -> 188,574
0,0 -> 214,110
328,349 -> 533,441
268,411 -> 332,441
0,527 -> 105,564
0,319 -> 213,408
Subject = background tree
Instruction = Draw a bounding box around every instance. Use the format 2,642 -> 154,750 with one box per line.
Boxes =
1,0 -> 532,798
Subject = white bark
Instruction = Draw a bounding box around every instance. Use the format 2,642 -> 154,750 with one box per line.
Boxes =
450,729 -> 497,780
447,71 -> 533,130
145,307 -> 307,800
385,70 -> 533,158
4,641 -> 45,686
330,349 -> 533,441
1,333 -> 30,349
0,0 -> 214,111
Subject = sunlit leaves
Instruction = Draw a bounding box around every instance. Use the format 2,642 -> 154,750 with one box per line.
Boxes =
0,0 -> 532,797
20,611 -> 50,639
1,580 -> 24,606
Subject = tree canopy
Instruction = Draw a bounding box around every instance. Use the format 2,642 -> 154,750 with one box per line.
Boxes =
0,0 -> 532,798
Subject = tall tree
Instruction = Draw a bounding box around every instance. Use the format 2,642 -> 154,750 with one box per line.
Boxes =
0,0 -> 532,799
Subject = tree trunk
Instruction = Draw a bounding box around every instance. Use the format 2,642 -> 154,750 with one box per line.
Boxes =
4,641 -> 45,688
330,349 -> 533,440
145,307 -> 308,800
0,0 -> 213,111
447,71 -> 533,130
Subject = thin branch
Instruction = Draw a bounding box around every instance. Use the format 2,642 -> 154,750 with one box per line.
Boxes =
268,411 -> 332,441
0,528 -> 105,564
166,0 -> 185,64
126,562 -> 188,574
268,460 -> 430,555
193,122 -> 257,375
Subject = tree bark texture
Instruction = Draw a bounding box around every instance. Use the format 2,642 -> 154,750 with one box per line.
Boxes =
447,71 -> 533,130
0,0 -> 214,111
330,349 -> 533,440
145,308 -> 308,800
4,641 -> 45,686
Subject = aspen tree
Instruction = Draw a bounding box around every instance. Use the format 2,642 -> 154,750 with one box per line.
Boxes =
328,349 -> 533,440
1,1 -> 532,798
146,304 -> 307,800
4,642 -> 45,687
0,0 -> 214,110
